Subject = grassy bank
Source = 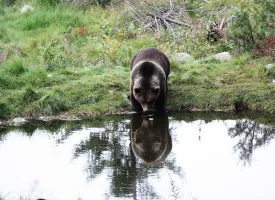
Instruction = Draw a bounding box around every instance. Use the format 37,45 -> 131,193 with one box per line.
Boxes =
0,0 -> 274,119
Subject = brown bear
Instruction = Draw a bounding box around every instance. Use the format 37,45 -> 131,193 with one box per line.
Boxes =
130,48 -> 170,113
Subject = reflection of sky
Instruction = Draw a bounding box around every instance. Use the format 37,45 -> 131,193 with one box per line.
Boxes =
171,120 -> 275,200
0,119 -> 275,200
0,128 -> 110,200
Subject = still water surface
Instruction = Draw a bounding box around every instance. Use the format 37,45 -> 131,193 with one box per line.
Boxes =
0,112 -> 275,200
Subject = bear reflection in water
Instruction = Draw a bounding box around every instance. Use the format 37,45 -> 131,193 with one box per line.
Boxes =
130,113 -> 172,165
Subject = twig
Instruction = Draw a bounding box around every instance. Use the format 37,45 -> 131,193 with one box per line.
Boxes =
146,13 -> 192,28
162,18 -> 176,42
155,16 -> 160,33
220,18 -> 225,30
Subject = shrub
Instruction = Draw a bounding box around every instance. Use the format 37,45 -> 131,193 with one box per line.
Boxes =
229,0 -> 275,54
22,87 -> 40,103
0,100 -> 9,117
0,0 -> 17,6
4,59 -> 25,75
0,27 -> 11,43
37,0 -> 60,7
63,0 -> 112,7
38,36 -> 67,71
24,93 -> 72,116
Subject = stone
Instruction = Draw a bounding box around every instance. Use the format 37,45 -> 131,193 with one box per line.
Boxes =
265,64 -> 273,70
21,5 -> 34,13
171,53 -> 192,62
183,74 -> 189,79
214,52 -> 232,61
12,117 -> 27,126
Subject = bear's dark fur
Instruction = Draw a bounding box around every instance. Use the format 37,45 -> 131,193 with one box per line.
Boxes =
130,48 -> 170,113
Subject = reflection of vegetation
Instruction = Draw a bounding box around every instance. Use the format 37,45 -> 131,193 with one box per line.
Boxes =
3,112 -> 275,197
228,119 -> 275,164
169,174 -> 181,200
0,116 -> 125,142
74,117 -> 183,199
170,111 -> 275,126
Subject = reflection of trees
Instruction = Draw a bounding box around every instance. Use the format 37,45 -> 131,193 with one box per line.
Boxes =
74,117 -> 184,199
0,116 -> 125,143
228,119 -> 275,164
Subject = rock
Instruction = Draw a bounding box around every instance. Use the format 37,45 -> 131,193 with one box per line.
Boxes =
12,117 -> 27,126
21,5 -> 34,13
171,53 -> 192,62
183,74 -> 189,79
214,52 -> 232,61
265,64 -> 273,70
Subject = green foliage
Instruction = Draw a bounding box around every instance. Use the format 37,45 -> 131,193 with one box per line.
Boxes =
14,10 -> 82,31
0,0 -> 16,6
22,87 -> 40,103
37,0 -> 60,7
90,0 -> 112,7
265,65 -> 275,78
0,100 -> 9,117
24,92 -> 72,116
62,0 -> 112,8
38,36 -> 67,71
157,28 -> 226,59
0,27 -> 11,43
3,59 -> 25,75
229,0 -> 275,51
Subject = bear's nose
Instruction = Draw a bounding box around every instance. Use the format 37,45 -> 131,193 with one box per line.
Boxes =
142,103 -> 150,112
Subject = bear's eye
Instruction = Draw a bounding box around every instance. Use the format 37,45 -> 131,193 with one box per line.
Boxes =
134,88 -> 141,94
152,88 -> 160,94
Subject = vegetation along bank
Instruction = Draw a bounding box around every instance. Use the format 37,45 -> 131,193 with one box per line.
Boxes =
0,0 -> 274,120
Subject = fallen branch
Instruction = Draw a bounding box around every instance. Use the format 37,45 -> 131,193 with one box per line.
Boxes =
146,13 -> 192,28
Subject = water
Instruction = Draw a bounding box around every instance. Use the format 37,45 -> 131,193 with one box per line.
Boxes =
1,112 -> 275,200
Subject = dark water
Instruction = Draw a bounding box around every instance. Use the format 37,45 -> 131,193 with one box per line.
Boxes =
1,112 -> 275,200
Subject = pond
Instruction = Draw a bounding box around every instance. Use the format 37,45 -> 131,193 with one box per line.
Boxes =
1,112 -> 275,200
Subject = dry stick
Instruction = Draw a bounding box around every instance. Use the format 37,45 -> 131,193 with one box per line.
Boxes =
161,17 -> 176,42
220,18 -> 225,30
127,6 -> 139,21
146,13 -> 192,28
126,3 -> 145,22
169,0 -> 174,9
155,16 -> 160,33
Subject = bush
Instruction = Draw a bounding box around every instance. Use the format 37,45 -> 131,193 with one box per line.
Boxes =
44,0 -> 112,8
0,100 -> 9,118
22,87 -> 40,103
37,0 -> 60,7
0,27 -> 11,43
0,0 -> 17,6
229,0 -> 275,54
4,59 -> 25,75
38,36 -> 68,71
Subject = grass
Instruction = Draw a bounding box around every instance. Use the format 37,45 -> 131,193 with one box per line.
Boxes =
0,1 -> 275,119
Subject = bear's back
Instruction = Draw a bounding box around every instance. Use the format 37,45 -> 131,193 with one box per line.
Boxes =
130,48 -> 170,77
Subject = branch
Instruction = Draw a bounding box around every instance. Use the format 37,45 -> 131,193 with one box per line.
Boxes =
146,13 -> 192,28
